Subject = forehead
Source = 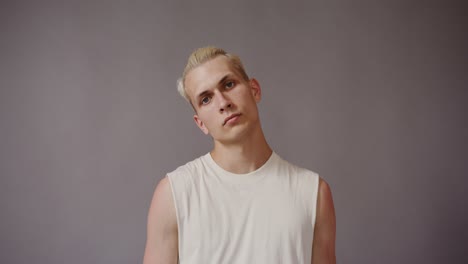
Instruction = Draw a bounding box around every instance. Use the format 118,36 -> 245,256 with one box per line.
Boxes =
184,56 -> 239,98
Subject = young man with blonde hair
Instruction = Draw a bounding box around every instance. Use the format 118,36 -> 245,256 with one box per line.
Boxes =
143,47 -> 336,264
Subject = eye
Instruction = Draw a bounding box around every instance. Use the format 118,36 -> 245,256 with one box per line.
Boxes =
201,96 -> 211,105
225,81 -> 235,89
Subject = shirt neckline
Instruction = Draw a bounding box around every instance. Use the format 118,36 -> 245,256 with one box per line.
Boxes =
203,151 -> 278,184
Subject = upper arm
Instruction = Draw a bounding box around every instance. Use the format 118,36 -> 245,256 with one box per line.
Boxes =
311,177 -> 336,264
143,176 -> 178,264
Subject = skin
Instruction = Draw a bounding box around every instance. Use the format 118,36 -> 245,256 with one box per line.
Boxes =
143,55 -> 336,264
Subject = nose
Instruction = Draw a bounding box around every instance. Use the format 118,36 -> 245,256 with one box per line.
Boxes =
217,92 -> 232,113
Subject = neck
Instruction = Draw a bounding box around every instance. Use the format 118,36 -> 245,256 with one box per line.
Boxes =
210,125 -> 272,174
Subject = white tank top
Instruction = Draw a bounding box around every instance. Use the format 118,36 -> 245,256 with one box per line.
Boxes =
167,151 -> 319,264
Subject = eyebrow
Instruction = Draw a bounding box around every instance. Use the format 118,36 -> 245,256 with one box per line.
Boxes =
195,74 -> 233,102
196,90 -> 211,103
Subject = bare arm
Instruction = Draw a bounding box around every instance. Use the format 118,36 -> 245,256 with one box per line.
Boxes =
311,178 -> 336,264
143,176 -> 178,264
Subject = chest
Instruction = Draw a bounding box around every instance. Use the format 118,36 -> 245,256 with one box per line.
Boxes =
179,181 -> 313,261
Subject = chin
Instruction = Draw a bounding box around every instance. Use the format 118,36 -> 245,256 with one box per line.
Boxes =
219,129 -> 251,144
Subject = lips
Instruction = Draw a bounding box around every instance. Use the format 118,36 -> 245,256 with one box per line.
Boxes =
223,113 -> 241,126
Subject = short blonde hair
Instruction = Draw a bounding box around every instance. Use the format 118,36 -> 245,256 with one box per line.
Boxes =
177,46 -> 249,103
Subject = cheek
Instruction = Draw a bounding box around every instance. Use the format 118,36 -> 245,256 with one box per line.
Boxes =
199,112 -> 216,128
240,92 -> 257,107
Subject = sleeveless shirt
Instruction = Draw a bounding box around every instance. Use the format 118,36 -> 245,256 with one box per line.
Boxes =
167,152 -> 319,264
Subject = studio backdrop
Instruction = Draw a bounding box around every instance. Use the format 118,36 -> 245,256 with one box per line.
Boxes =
1,1 -> 467,263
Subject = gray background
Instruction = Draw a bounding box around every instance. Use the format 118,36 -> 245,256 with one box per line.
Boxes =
1,0 -> 467,263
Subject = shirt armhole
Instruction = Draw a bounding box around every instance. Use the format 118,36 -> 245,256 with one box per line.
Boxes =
166,173 -> 181,261
311,173 -> 320,235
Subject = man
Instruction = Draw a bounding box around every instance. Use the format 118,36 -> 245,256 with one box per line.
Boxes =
143,47 -> 336,264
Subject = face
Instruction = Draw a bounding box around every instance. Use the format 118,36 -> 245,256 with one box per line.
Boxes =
184,55 -> 262,144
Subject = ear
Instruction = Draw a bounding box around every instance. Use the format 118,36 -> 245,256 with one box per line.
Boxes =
249,78 -> 262,103
193,114 -> 210,135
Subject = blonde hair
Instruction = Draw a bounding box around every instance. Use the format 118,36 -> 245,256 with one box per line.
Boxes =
177,46 -> 249,103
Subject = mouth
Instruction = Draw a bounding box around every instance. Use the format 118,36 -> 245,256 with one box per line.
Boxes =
223,113 -> 241,126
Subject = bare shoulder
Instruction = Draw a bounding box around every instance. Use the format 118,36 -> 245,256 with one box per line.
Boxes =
316,177 -> 335,228
143,176 -> 178,264
318,178 -> 334,210
311,177 -> 336,263
147,176 -> 178,233
150,176 -> 176,215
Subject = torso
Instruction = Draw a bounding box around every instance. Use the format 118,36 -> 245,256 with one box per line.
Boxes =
167,151 -> 320,264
